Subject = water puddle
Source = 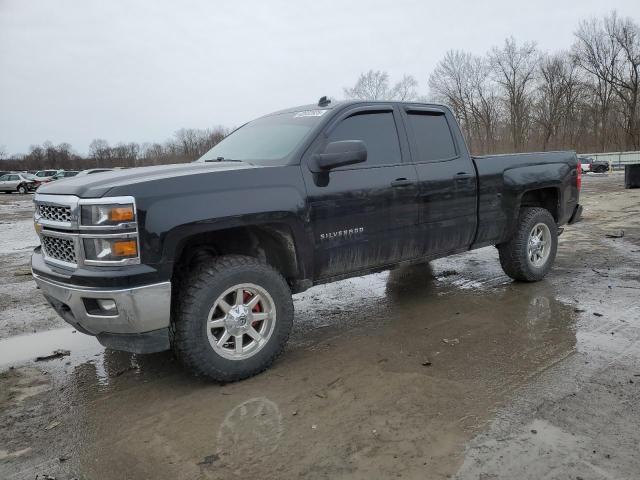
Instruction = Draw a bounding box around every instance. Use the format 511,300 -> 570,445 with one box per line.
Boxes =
0,327 -> 103,369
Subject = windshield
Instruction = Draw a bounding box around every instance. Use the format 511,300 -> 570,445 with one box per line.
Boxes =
197,110 -> 328,166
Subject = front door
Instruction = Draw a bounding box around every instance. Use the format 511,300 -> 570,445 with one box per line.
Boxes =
302,106 -> 420,279
1,174 -> 20,192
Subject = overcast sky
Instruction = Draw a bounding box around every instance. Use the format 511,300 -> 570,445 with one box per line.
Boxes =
1,0 -> 638,155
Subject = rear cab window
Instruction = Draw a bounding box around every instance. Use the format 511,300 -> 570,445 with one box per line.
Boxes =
405,111 -> 457,163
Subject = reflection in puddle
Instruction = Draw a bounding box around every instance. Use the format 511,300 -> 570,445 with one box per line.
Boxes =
216,397 -> 283,470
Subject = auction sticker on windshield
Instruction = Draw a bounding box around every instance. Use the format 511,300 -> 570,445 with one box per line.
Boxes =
293,110 -> 328,118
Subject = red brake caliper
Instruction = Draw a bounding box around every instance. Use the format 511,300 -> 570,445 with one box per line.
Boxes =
243,291 -> 263,328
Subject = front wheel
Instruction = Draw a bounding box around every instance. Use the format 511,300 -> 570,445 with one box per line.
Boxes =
498,207 -> 558,282
171,254 -> 294,382
17,184 -> 27,194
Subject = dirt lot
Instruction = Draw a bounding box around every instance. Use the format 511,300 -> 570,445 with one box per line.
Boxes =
1,174 -> 639,480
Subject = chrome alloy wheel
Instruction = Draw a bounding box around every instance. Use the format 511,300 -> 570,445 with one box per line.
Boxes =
527,222 -> 551,268
206,283 -> 276,360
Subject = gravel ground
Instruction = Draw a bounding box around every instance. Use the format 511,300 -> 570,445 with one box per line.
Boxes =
0,173 -> 638,480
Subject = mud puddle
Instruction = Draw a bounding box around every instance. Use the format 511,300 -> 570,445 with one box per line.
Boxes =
0,328 -> 103,369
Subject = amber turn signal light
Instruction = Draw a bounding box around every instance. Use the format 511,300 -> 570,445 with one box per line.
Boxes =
112,239 -> 138,257
108,206 -> 135,222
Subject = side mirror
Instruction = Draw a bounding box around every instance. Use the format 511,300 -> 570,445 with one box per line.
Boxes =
312,140 -> 367,172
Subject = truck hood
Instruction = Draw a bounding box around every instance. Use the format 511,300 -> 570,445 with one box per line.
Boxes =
37,161 -> 256,198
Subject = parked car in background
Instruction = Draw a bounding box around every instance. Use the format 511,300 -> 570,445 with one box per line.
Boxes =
0,172 -> 37,193
75,168 -> 115,176
34,170 -> 61,182
52,170 -> 80,180
22,174 -> 41,191
579,156 -> 609,174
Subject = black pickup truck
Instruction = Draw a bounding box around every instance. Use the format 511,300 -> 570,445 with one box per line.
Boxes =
31,99 -> 582,381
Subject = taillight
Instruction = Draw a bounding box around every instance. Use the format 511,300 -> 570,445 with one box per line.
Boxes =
576,163 -> 582,190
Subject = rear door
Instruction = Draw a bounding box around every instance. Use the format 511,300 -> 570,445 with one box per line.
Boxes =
401,106 -> 478,256
0,174 -> 8,191
302,105 -> 420,279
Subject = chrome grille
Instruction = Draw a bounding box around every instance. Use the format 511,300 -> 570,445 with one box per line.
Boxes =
38,204 -> 72,223
42,236 -> 76,264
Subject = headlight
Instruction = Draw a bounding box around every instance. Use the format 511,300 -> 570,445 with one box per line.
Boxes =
81,204 -> 135,226
83,237 -> 139,263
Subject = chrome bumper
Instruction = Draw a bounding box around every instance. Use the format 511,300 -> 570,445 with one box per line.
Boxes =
33,273 -> 171,336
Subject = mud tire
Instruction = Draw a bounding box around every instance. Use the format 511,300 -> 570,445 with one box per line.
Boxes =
498,207 -> 557,282
170,254 -> 293,382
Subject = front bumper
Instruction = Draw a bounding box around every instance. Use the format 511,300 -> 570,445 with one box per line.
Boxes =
33,272 -> 172,353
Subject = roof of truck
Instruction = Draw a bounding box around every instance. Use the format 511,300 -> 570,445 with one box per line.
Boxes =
266,99 -> 448,117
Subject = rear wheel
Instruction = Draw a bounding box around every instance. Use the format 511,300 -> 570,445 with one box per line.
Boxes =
498,207 -> 557,282
171,254 -> 294,382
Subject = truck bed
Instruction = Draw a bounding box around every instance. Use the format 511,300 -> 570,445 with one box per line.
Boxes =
471,151 -> 579,248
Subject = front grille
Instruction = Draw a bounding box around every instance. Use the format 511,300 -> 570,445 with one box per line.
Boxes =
38,204 -> 72,223
42,235 -> 77,264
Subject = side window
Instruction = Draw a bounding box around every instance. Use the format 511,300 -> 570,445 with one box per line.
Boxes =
406,112 -> 457,162
0,175 -> 7,181
8,175 -> 19,181
328,111 -> 401,167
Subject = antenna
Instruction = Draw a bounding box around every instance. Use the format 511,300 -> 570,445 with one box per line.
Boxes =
318,96 -> 331,107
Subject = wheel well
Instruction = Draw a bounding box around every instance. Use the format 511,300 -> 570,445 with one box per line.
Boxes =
520,188 -> 559,221
172,224 -> 299,285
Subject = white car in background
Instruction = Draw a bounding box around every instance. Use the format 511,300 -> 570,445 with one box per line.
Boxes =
580,158 -> 591,174
33,169 -> 61,182
0,172 -> 38,193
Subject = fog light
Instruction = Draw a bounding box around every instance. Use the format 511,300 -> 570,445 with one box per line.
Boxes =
83,298 -> 119,316
97,299 -> 117,313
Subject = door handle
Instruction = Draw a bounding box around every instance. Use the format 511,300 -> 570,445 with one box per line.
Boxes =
455,172 -> 474,179
391,178 -> 413,187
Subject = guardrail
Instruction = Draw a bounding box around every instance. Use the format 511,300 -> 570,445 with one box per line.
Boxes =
580,151 -> 640,170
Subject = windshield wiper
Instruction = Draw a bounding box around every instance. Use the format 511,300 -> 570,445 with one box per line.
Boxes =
204,156 -> 243,162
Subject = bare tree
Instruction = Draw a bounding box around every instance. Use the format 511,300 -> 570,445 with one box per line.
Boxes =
429,51 -> 474,123
390,74 -> 420,101
608,13 -> 640,149
490,37 -> 539,151
88,139 -> 112,167
428,51 -> 499,153
469,56 -> 500,153
534,53 -> 570,150
343,70 -> 390,100
344,71 -> 421,102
